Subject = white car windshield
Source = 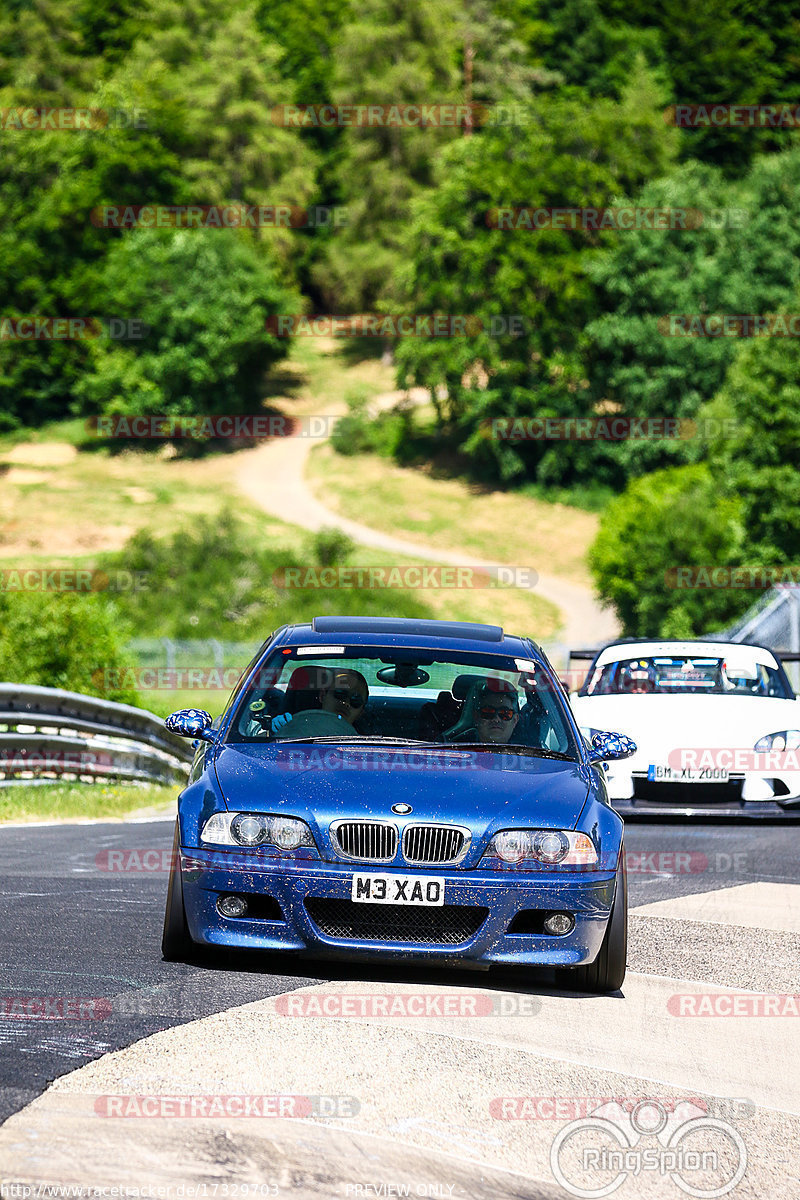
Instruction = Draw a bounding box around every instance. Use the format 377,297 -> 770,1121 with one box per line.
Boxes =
582,655 -> 792,698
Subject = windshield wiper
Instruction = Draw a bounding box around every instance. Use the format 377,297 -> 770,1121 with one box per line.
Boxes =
272,736 -> 447,747
452,742 -> 577,760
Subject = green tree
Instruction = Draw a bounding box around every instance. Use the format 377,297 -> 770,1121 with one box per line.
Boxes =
74,228 -> 297,420
589,465 -> 749,636
392,76 -> 676,481
700,330 -> 800,561
312,0 -> 462,310
585,148 -> 800,483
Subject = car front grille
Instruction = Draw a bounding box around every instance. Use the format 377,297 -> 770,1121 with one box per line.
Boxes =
304,899 -> 488,945
333,821 -> 398,861
402,825 -> 466,864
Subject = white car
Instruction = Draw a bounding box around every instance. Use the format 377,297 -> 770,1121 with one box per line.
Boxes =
570,640 -> 800,817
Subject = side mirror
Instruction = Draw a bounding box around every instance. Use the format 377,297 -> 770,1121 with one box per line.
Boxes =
165,708 -> 215,742
587,730 -> 637,764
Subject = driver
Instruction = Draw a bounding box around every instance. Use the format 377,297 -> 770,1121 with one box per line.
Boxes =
271,669 -> 369,732
620,663 -> 656,694
319,669 -> 369,724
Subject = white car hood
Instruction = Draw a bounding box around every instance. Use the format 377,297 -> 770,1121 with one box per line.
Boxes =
571,693 -> 800,757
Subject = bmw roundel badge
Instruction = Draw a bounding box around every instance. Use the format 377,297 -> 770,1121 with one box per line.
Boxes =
391,802 -> 412,815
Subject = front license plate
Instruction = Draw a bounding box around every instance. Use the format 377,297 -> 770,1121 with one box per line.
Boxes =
647,765 -> 729,783
351,872 -> 445,906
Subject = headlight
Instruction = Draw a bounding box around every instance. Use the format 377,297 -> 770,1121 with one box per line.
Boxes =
200,812 -> 315,850
754,730 -> 800,752
485,829 -> 598,866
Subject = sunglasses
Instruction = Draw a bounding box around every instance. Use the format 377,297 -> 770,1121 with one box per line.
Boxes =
328,688 -> 366,708
477,705 -> 516,721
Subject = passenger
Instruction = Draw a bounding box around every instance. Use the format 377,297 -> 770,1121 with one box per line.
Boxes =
446,679 -> 520,744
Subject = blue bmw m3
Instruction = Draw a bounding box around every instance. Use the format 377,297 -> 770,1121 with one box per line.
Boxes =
163,616 -> 635,992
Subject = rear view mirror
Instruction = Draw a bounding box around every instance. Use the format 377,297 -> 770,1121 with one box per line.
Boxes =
165,708 -> 215,741
587,730 -> 637,763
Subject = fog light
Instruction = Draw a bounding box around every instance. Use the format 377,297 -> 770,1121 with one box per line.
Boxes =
217,893 -> 248,918
544,911 -> 574,935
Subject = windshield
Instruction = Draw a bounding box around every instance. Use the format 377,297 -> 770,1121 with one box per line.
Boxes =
582,655 -> 791,698
226,646 -> 580,757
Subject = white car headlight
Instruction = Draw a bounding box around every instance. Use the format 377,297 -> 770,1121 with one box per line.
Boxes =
200,812 -> 315,850
754,730 -> 800,752
486,829 -> 598,866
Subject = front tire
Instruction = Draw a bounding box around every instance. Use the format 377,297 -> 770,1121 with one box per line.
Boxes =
561,846 -> 627,993
161,820 -> 194,961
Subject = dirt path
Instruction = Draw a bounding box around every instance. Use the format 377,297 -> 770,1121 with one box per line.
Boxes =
235,392 -> 620,647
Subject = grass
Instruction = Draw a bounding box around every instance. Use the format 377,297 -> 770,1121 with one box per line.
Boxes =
306,442 -> 600,587
0,781 -> 177,824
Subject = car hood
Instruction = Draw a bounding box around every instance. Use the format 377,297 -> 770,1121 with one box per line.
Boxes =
213,742 -> 590,845
571,693 -> 800,755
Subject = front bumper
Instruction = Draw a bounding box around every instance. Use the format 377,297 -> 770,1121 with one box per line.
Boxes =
180,849 -> 618,967
605,767 -> 800,818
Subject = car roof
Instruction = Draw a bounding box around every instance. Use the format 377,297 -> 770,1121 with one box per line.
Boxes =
270,616 -> 541,661
593,639 -> 780,671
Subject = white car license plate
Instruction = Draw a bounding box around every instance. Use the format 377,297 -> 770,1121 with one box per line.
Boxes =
351,872 -> 445,906
648,765 -> 729,783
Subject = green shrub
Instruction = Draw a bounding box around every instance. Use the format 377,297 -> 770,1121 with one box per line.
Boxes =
100,508 -> 433,641
0,593 -> 140,705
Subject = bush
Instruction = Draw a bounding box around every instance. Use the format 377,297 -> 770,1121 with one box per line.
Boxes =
100,508 -> 433,640
74,228 -> 298,421
330,389 -> 413,459
0,593 -> 140,705
312,528 -> 355,568
589,465 -> 752,637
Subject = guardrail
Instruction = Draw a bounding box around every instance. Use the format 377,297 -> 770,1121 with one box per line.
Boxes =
0,684 -> 194,787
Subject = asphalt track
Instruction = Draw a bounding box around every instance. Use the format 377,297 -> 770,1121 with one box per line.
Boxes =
1,815 -> 799,1197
